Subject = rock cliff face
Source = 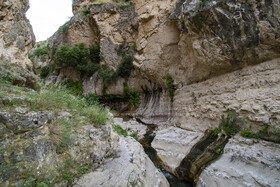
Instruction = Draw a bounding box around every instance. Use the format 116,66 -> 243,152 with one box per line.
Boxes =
0,0 -> 35,67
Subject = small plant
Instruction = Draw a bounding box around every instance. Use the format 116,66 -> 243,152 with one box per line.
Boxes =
82,6 -> 90,16
210,127 -> 221,136
221,111 -> 241,136
113,125 -> 128,137
241,130 -> 259,139
84,93 -> 100,106
166,74 -> 175,100
215,145 -> 224,155
180,18 -> 188,32
191,92 -> 197,103
130,132 -> 138,140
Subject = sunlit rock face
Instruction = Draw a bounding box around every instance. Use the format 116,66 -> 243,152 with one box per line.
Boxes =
76,136 -> 170,187
0,0 -> 35,67
197,135 -> 280,187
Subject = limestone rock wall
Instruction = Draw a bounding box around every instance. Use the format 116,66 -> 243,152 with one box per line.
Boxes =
173,58 -> 280,135
197,135 -> 280,187
0,0 -> 35,67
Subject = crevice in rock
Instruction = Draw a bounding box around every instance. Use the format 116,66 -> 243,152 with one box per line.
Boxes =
175,130 -> 229,185
136,118 -> 192,187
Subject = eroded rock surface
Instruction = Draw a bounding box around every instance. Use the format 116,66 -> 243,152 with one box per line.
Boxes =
151,126 -> 203,173
0,0 -> 35,66
173,58 -> 280,142
197,135 -> 280,187
75,136 -> 170,187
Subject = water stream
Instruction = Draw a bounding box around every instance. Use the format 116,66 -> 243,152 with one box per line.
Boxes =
136,118 -> 193,187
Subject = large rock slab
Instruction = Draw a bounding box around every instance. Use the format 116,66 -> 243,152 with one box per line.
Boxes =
151,126 -> 204,173
76,136 -> 169,187
197,135 -> 280,187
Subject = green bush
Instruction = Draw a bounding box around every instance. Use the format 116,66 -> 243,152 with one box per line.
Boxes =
210,127 -> 221,136
89,45 -> 101,63
84,93 -> 99,106
117,56 -> 134,78
55,43 -> 100,76
33,46 -> 48,57
166,74 -> 175,100
40,66 -> 50,79
63,79 -> 83,96
221,111 -> 241,136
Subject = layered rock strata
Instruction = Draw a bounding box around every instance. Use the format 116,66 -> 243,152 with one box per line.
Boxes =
197,135 -> 280,187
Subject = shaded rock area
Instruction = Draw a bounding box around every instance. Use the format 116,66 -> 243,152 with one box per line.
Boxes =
0,0 -> 35,67
75,136 -> 170,187
0,61 -> 38,89
197,135 -> 280,187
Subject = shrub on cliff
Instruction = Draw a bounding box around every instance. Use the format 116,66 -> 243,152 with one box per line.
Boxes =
166,74 -> 175,100
55,43 -> 100,76
117,56 -> 134,78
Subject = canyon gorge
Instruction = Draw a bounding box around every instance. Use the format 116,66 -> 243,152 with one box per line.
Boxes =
0,0 -> 280,186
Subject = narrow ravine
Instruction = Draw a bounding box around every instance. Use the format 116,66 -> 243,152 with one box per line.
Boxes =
136,118 -> 193,187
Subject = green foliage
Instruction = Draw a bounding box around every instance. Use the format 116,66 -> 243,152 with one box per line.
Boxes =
130,132 -> 138,140
28,85 -> 111,126
40,66 -> 50,79
89,44 -> 101,63
22,178 -> 49,187
129,89 -> 140,107
33,46 -> 48,57
197,0 -> 206,8
259,125 -> 269,135
166,74 -> 175,100
63,79 -> 83,96
241,130 -> 259,139
82,6 -> 90,16
209,127 -> 221,136
103,83 -> 140,107
180,18 -> 188,32
113,125 -> 138,139
84,93 -> 100,106
113,125 -> 128,137
117,56 -> 134,79
221,111 -> 241,136
29,46 -> 48,62
55,43 -> 100,76
215,145 -> 224,155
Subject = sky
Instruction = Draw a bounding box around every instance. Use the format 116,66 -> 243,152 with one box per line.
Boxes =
26,0 -> 73,42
